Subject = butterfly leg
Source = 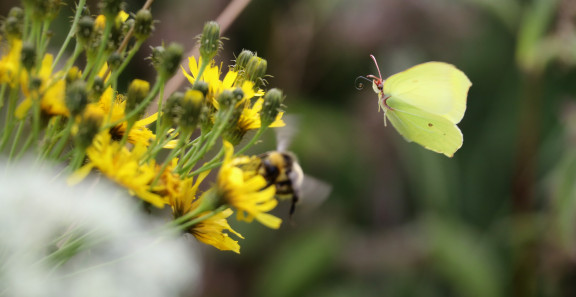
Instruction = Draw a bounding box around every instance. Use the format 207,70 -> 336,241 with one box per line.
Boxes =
379,95 -> 393,110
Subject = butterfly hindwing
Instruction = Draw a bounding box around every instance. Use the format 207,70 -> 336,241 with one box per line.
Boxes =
384,98 -> 463,157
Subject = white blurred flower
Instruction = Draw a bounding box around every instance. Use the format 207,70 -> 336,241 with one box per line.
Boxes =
0,159 -> 200,297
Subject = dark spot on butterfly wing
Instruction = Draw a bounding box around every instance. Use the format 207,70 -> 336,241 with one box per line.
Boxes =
428,123 -> 433,127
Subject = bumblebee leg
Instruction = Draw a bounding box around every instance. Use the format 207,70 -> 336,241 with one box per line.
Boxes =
289,194 -> 299,217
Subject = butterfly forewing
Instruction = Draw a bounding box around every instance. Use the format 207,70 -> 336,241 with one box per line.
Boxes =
383,62 -> 471,124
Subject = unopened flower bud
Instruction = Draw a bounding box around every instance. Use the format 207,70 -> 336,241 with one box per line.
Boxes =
76,16 -> 95,45
199,21 -> 220,62
66,80 -> 89,117
180,89 -> 205,132
261,88 -> 284,127
126,79 -> 150,118
4,16 -> 23,40
217,90 -> 235,109
156,43 -> 183,79
20,42 -> 36,71
246,56 -> 267,87
8,7 -> 24,20
99,0 -> 125,19
75,106 -> 104,150
107,52 -> 123,70
233,49 -> 254,72
29,77 -> 42,92
134,9 -> 154,40
191,80 -> 209,97
91,76 -> 105,101
162,92 -> 184,127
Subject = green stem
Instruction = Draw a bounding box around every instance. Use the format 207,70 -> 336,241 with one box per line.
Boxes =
184,108 -> 234,175
68,147 -> 86,173
0,80 -> 7,110
119,119 -> 135,146
150,132 -> 190,186
50,118 -> 74,160
37,19 -> 52,67
8,121 -> 25,161
62,42 -> 84,77
178,205 -> 228,231
53,0 -> 88,67
235,126 -> 266,156
106,39 -> 145,88
39,116 -> 63,161
175,134 -> 206,173
0,84 -> 21,152
187,146 -> 225,176
86,19 -> 113,85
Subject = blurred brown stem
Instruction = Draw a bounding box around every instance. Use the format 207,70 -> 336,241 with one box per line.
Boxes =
150,0 -> 252,114
511,71 -> 542,297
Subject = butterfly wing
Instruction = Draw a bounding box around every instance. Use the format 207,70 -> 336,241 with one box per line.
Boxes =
383,62 -> 471,123
385,98 -> 463,157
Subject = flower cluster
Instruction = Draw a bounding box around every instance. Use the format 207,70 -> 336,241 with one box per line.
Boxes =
0,1 -> 287,254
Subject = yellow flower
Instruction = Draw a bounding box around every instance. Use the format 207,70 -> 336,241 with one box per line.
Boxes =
97,86 -> 156,146
69,132 -> 167,208
0,39 -> 23,86
182,56 -> 264,109
216,141 -> 281,229
94,11 -> 130,30
190,208 -> 244,253
162,166 -> 243,253
167,170 -> 210,218
14,54 -> 69,118
237,97 -> 285,131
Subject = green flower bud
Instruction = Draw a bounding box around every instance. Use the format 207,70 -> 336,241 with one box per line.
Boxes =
75,108 -> 103,150
20,42 -> 36,72
232,88 -> 244,103
4,16 -> 23,40
233,49 -> 254,72
149,45 -> 164,69
91,76 -> 105,102
260,88 -> 284,127
162,92 -> 184,128
107,52 -> 123,70
45,0 -> 62,20
8,7 -> 24,20
29,77 -> 42,92
199,21 -> 221,62
179,89 -> 205,132
66,80 -> 89,117
191,80 -> 209,97
245,56 -> 267,87
134,9 -> 154,40
98,0 -> 125,19
217,90 -> 235,109
76,16 -> 95,45
125,79 -> 150,118
159,43 -> 183,79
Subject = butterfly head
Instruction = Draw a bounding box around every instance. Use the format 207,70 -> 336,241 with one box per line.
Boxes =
367,54 -> 384,95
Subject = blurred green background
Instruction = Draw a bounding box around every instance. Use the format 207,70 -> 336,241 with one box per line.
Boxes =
4,0 -> 576,296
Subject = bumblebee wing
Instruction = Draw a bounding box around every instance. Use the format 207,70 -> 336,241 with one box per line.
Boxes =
297,174 -> 332,211
275,115 -> 300,152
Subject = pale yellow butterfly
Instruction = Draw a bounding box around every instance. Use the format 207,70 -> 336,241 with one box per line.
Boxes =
366,55 -> 472,157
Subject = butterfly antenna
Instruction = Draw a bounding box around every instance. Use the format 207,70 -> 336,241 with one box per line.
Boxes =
354,76 -> 372,90
369,54 -> 383,80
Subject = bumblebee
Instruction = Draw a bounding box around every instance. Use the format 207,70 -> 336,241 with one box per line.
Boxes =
258,151 -> 304,216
